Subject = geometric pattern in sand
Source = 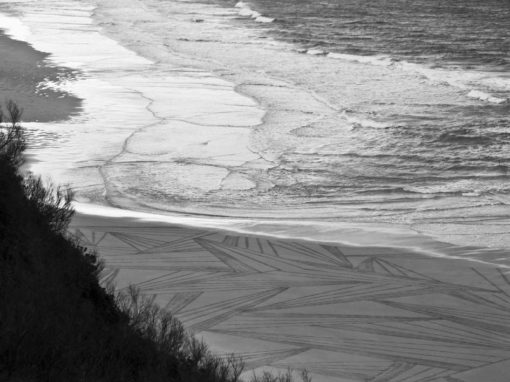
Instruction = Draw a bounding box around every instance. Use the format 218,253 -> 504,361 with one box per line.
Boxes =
73,223 -> 510,382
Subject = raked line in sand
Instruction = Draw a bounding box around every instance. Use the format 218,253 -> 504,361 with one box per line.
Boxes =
71,212 -> 510,382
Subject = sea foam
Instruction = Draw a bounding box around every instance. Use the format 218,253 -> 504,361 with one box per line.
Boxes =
327,52 -> 393,67
467,90 -> 507,104
235,1 -> 274,23
326,50 -> 509,104
342,112 -> 391,129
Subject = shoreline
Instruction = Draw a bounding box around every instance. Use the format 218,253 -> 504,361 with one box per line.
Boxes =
73,201 -> 510,269
70,209 -> 510,381
0,29 -> 81,122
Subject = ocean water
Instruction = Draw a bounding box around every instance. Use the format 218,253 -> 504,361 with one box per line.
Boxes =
231,0 -> 510,71
1,0 -> 510,257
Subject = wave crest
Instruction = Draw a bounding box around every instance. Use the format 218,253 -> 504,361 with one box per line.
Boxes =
313,50 -> 509,104
235,1 -> 275,23
467,90 -> 507,104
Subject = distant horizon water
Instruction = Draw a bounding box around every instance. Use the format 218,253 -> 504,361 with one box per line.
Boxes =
1,0 -> 509,260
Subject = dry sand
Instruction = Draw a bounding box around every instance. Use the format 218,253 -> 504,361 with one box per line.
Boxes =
71,211 -> 510,382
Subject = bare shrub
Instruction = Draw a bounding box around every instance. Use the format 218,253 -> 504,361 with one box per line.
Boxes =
0,101 -> 25,167
23,176 -> 74,233
250,368 -> 312,382
0,101 -> 75,234
115,285 -> 247,382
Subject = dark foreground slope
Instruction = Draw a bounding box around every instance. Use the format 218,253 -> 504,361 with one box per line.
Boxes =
0,114 -> 247,381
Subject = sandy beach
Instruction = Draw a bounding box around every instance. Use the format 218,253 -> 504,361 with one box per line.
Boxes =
71,211 -> 510,382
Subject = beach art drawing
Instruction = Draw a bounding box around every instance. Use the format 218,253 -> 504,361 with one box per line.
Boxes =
73,217 -> 510,381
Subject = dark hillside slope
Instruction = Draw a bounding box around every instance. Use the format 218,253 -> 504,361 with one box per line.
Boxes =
0,158 -> 124,381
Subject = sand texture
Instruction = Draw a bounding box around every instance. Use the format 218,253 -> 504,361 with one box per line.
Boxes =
72,213 -> 510,382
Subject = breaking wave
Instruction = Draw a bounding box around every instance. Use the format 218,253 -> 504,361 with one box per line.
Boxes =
235,1 -> 274,23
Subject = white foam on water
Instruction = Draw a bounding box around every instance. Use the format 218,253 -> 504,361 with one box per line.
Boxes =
327,51 -> 510,103
255,16 -> 275,23
238,8 -> 259,18
467,89 -> 507,104
396,61 -> 510,103
306,49 -> 326,56
328,52 -> 393,67
235,1 -> 274,23
341,111 -> 391,129
404,178 -> 510,196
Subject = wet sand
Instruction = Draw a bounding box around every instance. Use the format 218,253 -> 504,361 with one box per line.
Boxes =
71,211 -> 510,382
0,31 -> 81,122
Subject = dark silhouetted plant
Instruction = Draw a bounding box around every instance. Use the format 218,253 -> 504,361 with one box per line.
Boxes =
0,100 -> 25,167
23,176 -> 74,234
251,369 -> 312,382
